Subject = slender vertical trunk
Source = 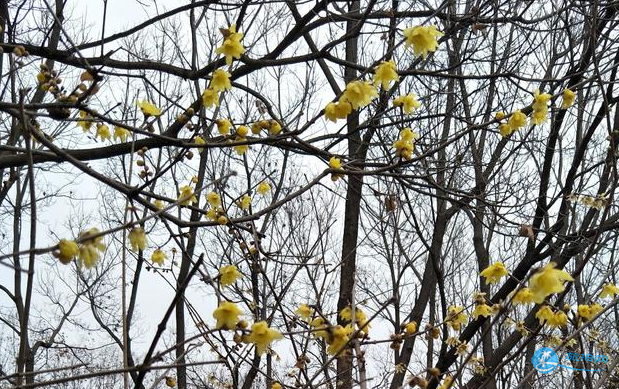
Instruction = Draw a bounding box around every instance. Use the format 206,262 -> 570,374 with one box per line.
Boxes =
336,2 -> 361,389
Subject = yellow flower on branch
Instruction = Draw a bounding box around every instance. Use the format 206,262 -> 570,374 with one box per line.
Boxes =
341,80 -> 378,110
178,185 -> 197,206
77,228 -> 106,269
128,227 -> 147,252
479,262 -> 508,284
446,305 -> 468,331
151,249 -> 166,265
77,110 -> 93,132
219,264 -> 241,286
213,301 -> 242,330
561,88 -> 576,109
202,88 -> 220,108
295,304 -> 313,320
137,100 -> 162,117
472,303 -> 492,319
529,262 -> 573,303
216,119 -> 232,135
257,181 -> 271,195
114,126 -> 131,142
206,191 -> 221,207
511,288 -> 535,305
507,110 -> 527,131
245,321 -> 283,356
238,194 -> 251,210
215,24 -> 246,66
210,69 -> 232,92
57,239 -> 79,264
393,93 -> 421,114
403,25 -> 443,58
96,124 -> 111,142
373,60 -> 399,90
599,283 -> 618,299
326,325 -> 352,355
530,89 -> 551,125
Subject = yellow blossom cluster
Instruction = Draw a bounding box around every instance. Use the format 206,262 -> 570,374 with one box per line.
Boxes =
212,300 -> 283,356
393,128 -> 419,160
56,228 -> 107,268
567,192 -> 608,210
530,89 -> 552,125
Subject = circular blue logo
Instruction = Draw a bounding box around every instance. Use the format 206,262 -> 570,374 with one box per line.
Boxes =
532,348 -> 559,374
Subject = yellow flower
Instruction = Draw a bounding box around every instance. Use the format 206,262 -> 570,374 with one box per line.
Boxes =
310,317 -> 329,339
272,382 -> 282,389
128,227 -> 147,252
96,124 -> 111,142
269,120 -> 282,135
216,119 -> 232,135
495,111 -> 506,120
210,69 -> 232,92
233,136 -> 249,155
178,185 -> 197,206
213,301 -> 242,330
446,305 -> 468,331
499,123 -> 512,137
547,311 -> 568,329
393,128 -> 417,161
373,60 -> 399,90
325,100 -> 353,122
508,110 -> 527,131
236,125 -> 249,137
114,126 -> 130,142
536,305 -> 554,325
206,192 -> 221,207
341,80 -> 378,110
403,25 -> 443,58
257,181 -> 271,195
215,24 -> 246,66
437,375 -> 453,389
78,228 -> 106,269
405,321 -> 417,334
77,110 -> 93,132
339,306 -> 371,330
245,321 -> 283,356
151,249 -> 166,265
329,156 -> 343,181
511,288 -> 535,305
600,283 -> 619,299
325,102 -> 338,122
154,199 -> 164,210
561,88 -> 575,109
393,94 -> 421,114
57,239 -> 79,264
531,89 -> 551,125
202,88 -> 219,108
529,262 -> 573,303
479,262 -> 509,284
219,264 -> 241,286
295,304 -> 313,319
472,303 -> 492,319
579,303 -> 603,321
326,325 -> 352,355
238,194 -> 251,210
329,156 -> 342,169
165,377 -> 176,387
194,135 -> 206,150
137,100 -> 162,117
